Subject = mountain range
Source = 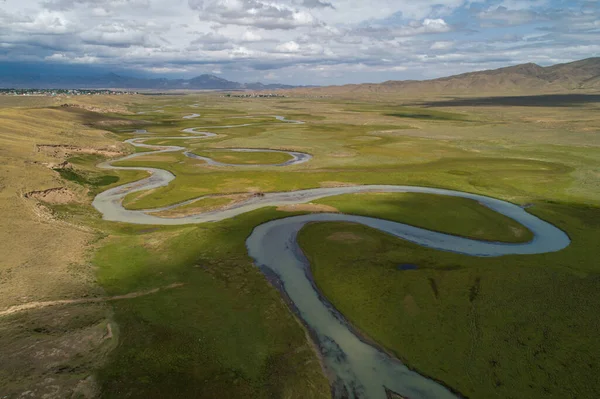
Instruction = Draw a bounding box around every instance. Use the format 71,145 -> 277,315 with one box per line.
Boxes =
1,58 -> 598,93
285,57 -> 600,96
0,72 -> 295,90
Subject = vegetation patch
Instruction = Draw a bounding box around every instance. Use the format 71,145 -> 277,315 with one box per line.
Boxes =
383,108 -> 469,121
57,168 -> 119,188
4,93 -> 598,398
315,192 -> 534,243
298,201 -> 600,399
94,209 -> 331,399
191,149 -> 293,165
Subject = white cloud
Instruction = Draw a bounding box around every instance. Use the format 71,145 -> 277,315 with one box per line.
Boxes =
0,0 -> 597,85
276,40 -> 300,52
45,53 -> 99,63
241,30 -> 262,41
431,41 -> 454,50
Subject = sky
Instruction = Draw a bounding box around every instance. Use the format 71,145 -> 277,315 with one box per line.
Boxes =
0,0 -> 598,85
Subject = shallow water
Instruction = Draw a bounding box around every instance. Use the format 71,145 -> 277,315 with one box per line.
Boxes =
245,209 -> 569,399
92,115 -> 570,398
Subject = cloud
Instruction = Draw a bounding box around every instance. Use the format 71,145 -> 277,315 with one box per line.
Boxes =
0,0 -> 597,85
45,53 -> 100,63
241,30 -> 262,41
80,23 -> 153,47
477,6 -> 540,26
299,0 -> 334,9
6,10 -> 78,35
276,40 -> 300,52
188,0 -> 319,30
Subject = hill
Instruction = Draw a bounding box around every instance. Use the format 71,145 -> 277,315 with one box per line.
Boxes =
286,57 -> 600,97
0,72 -> 295,91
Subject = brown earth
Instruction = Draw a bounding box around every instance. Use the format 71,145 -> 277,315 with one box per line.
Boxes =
60,103 -> 133,115
0,101 -> 131,398
153,194 -> 253,218
0,283 -> 184,317
24,187 -> 78,204
277,203 -> 339,213
326,231 -> 363,242
402,295 -> 420,316
35,160 -> 73,170
319,181 -> 357,188
36,144 -> 124,158
0,304 -> 112,399
281,57 -> 600,98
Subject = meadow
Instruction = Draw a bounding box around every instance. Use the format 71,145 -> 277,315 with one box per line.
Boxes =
1,92 -> 598,398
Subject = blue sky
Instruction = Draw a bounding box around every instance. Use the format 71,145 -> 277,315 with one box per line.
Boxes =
0,0 -> 598,84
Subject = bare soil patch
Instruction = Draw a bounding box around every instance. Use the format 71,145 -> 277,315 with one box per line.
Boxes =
326,231 -> 363,242
403,295 -> 420,316
36,144 -> 124,159
277,203 -> 339,213
0,283 -> 184,317
34,160 -> 73,170
328,151 -> 357,158
129,154 -> 179,163
94,119 -> 143,126
319,181 -> 356,187
510,226 -> 527,238
60,103 -> 133,115
24,187 -> 78,204
154,194 -> 253,218
0,304 -> 112,399
319,181 -> 357,188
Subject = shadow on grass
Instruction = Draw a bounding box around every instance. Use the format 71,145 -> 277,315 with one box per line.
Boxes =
416,94 -> 600,108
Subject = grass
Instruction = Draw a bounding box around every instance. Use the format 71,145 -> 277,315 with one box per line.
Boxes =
94,209 -> 330,399
57,168 -> 119,188
313,192 -> 534,243
2,92 -> 599,398
151,195 -> 245,217
65,153 -> 149,195
0,101 -> 135,397
115,155 -> 573,211
384,108 -> 470,121
298,201 -> 600,399
189,149 -> 293,165
86,94 -> 598,399
343,104 -> 470,121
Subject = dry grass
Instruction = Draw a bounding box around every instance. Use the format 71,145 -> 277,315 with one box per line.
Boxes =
277,203 -> 339,213
0,100 -> 125,397
326,231 -> 363,242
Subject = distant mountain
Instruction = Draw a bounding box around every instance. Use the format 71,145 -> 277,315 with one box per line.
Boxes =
0,72 -> 296,90
286,57 -> 600,96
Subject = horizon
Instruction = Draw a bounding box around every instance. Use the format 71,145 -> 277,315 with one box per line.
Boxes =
1,57 -> 597,89
1,0 -> 598,85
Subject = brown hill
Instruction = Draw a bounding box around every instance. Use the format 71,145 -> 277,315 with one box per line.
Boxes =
286,57 -> 600,97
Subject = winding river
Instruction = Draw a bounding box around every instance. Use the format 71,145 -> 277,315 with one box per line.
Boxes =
93,115 -> 570,399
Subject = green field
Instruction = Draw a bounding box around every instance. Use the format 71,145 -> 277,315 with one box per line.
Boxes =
4,93 -> 598,398
91,95 -> 599,399
188,149 -> 293,165
313,192 -> 534,243
93,209 -> 331,399
298,200 -> 600,398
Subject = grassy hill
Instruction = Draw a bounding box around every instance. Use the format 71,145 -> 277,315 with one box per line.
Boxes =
285,57 -> 600,98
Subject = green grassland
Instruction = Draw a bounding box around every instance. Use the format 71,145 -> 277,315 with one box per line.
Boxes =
21,93 -> 599,398
93,209 -> 331,399
65,153 -> 149,196
313,192 -> 534,243
298,201 -> 600,399
188,149 -> 293,165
